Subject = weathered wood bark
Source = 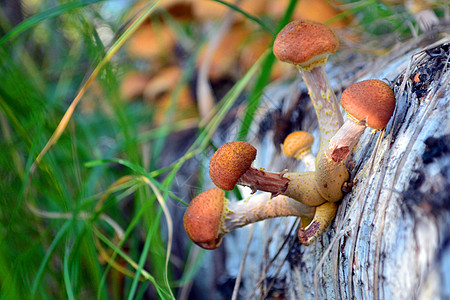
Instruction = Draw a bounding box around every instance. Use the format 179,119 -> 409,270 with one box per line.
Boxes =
194,32 -> 450,300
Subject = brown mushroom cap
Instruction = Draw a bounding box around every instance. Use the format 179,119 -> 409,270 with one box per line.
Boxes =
282,131 -> 314,157
340,79 -> 396,129
209,141 -> 257,191
273,20 -> 339,69
183,188 -> 226,250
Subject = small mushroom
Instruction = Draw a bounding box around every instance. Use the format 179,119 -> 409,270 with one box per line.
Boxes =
210,141 -> 326,206
327,80 -> 396,162
282,131 -> 316,171
209,141 -> 290,197
183,188 -> 316,249
273,20 -> 344,146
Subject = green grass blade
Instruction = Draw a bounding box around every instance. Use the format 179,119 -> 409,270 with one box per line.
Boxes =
31,220 -> 73,298
0,248 -> 20,299
33,0 -> 161,169
211,0 -> 274,33
238,0 -> 298,140
63,246 -> 75,300
94,227 -> 172,299
0,0 -> 106,47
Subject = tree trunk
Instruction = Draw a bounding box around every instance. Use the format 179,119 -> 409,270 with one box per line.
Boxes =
202,33 -> 450,299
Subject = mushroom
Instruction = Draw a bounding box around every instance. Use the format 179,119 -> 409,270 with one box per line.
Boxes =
315,80 -> 396,201
282,131 -> 316,171
273,20 -> 349,202
273,20 -> 344,146
210,141 -> 326,206
209,141 -> 290,197
327,80 -> 396,163
183,188 -> 316,249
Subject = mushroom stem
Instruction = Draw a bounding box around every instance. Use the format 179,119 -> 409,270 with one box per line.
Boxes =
315,148 -> 349,202
327,118 -> 367,163
298,201 -> 338,245
299,65 -> 344,145
223,193 -> 316,233
300,65 -> 349,202
283,172 -> 327,207
238,167 -> 290,197
295,152 -> 316,171
238,170 -> 329,207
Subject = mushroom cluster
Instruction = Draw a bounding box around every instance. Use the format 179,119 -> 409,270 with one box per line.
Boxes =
184,20 -> 397,249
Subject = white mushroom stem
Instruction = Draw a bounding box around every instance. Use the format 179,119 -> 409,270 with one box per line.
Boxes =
220,193 -> 315,234
299,65 -> 344,146
300,65 -> 349,202
294,152 -> 316,172
327,118 -> 367,163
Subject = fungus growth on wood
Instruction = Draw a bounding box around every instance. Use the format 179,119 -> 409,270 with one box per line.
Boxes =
184,20 -> 397,249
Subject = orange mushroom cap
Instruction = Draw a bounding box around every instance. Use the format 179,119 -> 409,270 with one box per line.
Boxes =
340,80 -> 396,129
183,188 -> 226,250
273,20 -> 339,70
209,141 -> 257,191
282,131 -> 314,158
